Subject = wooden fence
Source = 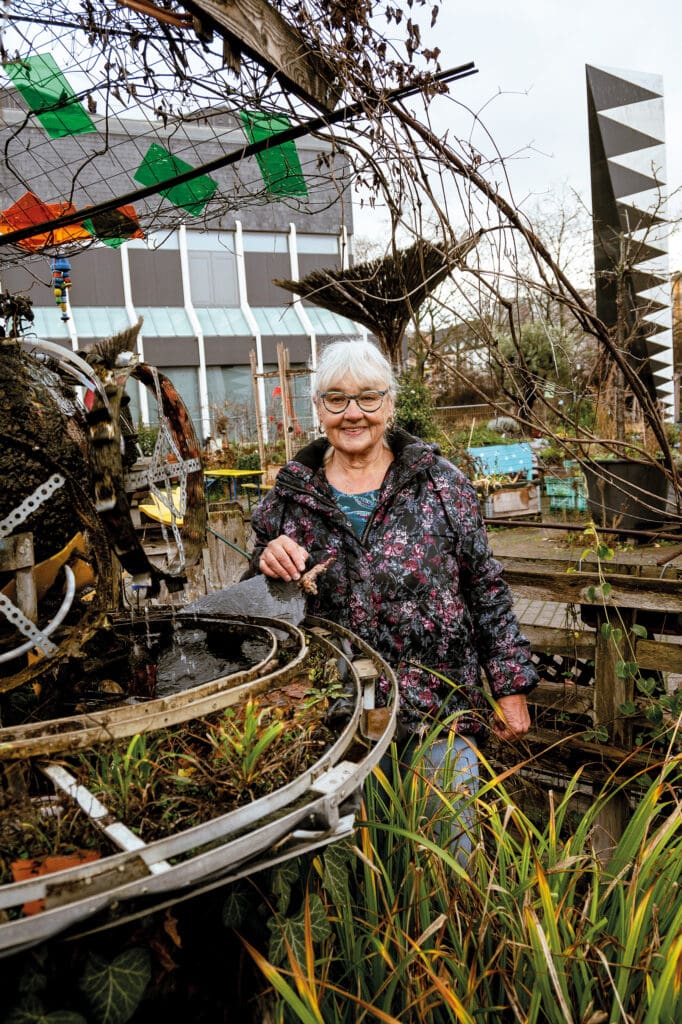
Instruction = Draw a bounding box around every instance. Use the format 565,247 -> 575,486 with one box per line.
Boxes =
496,553 -> 682,853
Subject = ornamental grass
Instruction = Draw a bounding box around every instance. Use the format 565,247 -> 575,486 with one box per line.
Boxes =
248,731 -> 682,1024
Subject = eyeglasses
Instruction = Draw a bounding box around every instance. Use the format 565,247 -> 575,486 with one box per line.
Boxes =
319,389 -> 388,414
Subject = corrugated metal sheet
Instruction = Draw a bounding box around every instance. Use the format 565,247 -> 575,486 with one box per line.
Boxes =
196,307 -> 251,336
135,306 -> 194,337
252,306 -> 302,335
304,307 -> 359,335
70,306 -> 132,339
29,307 -> 72,341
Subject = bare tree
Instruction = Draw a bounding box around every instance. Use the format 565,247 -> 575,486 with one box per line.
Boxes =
1,2 -> 679,505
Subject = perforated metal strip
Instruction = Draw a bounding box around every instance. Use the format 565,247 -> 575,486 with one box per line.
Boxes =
0,474 -> 65,540
0,593 -> 58,655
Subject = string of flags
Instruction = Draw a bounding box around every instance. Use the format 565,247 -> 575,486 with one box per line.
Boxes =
0,52 -> 310,321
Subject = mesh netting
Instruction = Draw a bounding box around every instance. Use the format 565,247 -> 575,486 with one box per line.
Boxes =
0,2 -> 348,263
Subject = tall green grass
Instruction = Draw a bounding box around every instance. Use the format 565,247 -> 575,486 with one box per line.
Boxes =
247,737 -> 682,1023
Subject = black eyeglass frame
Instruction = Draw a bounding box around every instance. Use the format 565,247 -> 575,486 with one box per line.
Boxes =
318,389 -> 388,414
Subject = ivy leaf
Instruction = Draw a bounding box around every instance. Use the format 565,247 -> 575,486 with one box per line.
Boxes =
631,623 -> 648,638
267,894 -> 331,965
17,956 -> 48,997
270,859 -> 301,915
3,996 -> 86,1024
222,884 -> 253,929
79,949 -> 151,1024
321,841 -> 352,907
619,700 -> 638,716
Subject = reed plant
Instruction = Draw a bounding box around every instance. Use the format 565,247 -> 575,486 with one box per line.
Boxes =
247,729 -> 682,1023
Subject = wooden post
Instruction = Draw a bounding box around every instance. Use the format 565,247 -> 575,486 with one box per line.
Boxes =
277,342 -> 294,462
206,505 -> 249,588
181,0 -> 342,112
2,533 -> 38,624
591,607 -> 634,859
250,349 -> 267,469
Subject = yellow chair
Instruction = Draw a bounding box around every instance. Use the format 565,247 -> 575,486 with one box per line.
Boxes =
138,488 -> 184,526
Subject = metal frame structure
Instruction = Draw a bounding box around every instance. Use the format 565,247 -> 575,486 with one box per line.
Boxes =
0,613 -> 398,957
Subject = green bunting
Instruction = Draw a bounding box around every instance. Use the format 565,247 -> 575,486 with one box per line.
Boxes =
240,112 -> 308,197
134,143 -> 218,216
3,53 -> 96,138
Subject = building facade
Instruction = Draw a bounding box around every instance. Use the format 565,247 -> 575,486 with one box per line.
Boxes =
0,90 -> 361,440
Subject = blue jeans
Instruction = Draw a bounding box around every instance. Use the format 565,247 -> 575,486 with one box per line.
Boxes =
376,732 -> 480,862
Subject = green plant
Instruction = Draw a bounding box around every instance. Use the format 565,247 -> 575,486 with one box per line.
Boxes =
4,946 -> 151,1024
395,370 -> 438,439
135,423 -> 159,457
302,645 -> 347,707
577,525 -> 682,750
76,732 -> 164,822
235,445 -> 262,470
206,699 -> 285,792
264,441 -> 288,466
245,740 -> 682,1024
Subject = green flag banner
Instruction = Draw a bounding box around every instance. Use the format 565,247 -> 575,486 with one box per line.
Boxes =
239,112 -> 308,197
134,143 -> 218,216
3,53 -> 96,138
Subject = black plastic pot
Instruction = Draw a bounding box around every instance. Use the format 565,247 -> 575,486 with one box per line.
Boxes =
583,458 -> 670,531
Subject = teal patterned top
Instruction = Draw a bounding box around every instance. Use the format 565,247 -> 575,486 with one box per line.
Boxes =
328,483 -> 380,538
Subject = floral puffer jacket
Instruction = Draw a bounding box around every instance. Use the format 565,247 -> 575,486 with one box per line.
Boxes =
248,429 -> 538,739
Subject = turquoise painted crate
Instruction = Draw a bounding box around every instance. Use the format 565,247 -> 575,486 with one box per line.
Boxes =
544,473 -> 587,512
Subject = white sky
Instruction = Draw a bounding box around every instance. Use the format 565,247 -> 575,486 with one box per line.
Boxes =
353,0 -> 682,269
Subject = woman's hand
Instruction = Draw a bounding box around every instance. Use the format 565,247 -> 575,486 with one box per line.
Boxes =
259,535 -> 309,582
492,694 -> 531,743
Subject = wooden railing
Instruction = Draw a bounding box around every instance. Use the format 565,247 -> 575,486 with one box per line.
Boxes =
495,554 -> 682,852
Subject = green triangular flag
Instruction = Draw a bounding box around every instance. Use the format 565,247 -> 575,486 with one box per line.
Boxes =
3,53 -> 96,138
134,143 -> 218,216
240,112 -> 308,197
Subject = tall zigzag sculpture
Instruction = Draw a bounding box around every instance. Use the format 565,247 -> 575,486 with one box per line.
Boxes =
586,64 -> 675,418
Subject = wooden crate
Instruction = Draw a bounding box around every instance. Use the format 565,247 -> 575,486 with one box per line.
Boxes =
483,483 -> 540,518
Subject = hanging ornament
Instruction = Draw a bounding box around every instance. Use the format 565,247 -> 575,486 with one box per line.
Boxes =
51,256 -> 71,321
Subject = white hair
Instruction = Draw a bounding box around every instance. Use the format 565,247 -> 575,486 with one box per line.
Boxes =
313,338 -> 397,397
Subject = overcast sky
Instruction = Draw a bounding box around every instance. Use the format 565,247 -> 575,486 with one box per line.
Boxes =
354,0 -> 682,267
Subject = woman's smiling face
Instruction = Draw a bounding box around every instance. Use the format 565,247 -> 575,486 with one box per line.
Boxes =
316,374 -> 394,459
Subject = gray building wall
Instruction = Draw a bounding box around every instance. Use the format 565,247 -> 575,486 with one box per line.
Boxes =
0,95 -> 362,440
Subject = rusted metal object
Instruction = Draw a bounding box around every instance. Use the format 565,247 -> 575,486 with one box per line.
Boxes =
0,318 -> 206,681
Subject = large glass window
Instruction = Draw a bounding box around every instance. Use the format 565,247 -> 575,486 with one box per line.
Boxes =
124,367 -> 201,444
206,365 -> 258,443
161,367 -> 202,433
205,364 -> 314,446
242,233 -> 288,253
296,234 -> 340,255
186,231 -> 239,307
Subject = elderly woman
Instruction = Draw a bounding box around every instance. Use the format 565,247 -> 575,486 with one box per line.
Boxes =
249,339 -> 537,835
